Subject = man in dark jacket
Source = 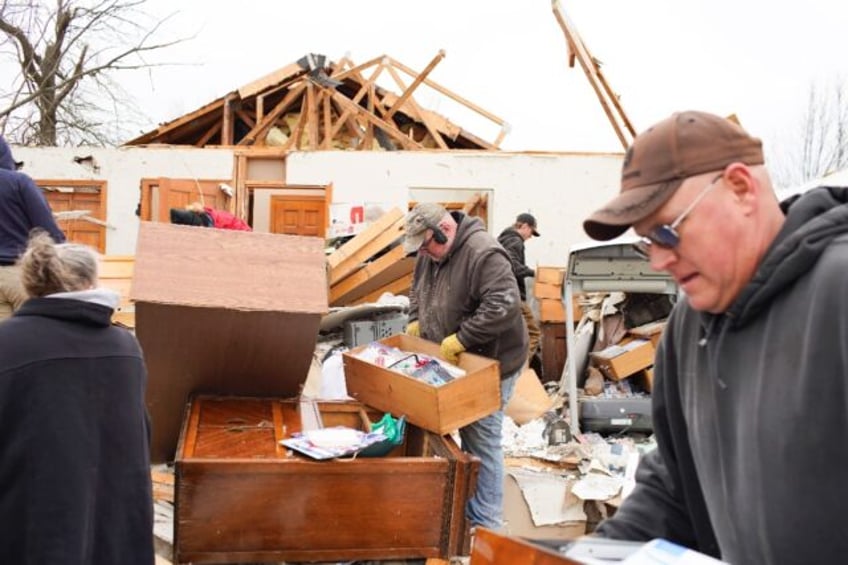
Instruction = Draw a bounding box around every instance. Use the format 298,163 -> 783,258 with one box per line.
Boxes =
583,110 -> 848,563
403,202 -> 527,530
0,135 -> 66,320
498,212 -> 541,365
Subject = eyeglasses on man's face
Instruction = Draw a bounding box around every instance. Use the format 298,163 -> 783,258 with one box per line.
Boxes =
633,173 -> 723,259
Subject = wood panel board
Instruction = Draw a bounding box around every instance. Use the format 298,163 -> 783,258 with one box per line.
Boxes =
328,207 -> 405,280
329,246 -> 413,306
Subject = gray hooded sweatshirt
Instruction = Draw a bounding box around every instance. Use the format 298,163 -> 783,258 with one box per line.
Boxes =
596,186 -> 848,564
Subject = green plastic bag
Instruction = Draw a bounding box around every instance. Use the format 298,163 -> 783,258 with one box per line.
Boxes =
359,413 -> 406,457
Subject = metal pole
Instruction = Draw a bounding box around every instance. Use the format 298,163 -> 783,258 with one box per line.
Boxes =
561,279 -> 580,432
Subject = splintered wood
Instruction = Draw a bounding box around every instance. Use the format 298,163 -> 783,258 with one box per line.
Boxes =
327,207 -> 412,306
326,192 -> 489,307
125,52 -> 508,152
151,466 -> 175,503
98,255 -> 136,328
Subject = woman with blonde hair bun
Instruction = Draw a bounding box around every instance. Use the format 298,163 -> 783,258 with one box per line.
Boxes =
0,230 -> 154,564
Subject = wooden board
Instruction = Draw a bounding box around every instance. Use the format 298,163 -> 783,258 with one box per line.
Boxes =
329,246 -> 414,306
99,255 -> 136,327
349,272 -> 412,306
327,208 -> 404,281
131,222 -> 328,462
470,528 -> 581,565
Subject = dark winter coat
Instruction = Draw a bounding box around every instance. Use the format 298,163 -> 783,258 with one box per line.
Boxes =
0,297 -> 154,564
596,186 -> 848,564
410,212 -> 527,376
0,136 -> 66,264
497,227 -> 534,301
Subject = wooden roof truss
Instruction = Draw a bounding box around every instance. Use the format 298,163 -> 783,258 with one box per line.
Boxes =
552,0 -> 636,149
126,52 -> 508,151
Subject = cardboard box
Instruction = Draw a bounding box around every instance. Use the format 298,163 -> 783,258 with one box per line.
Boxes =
131,222 -> 328,462
538,298 -> 564,322
632,367 -> 654,392
503,471 -> 586,541
504,367 -> 555,425
538,296 -> 582,323
628,319 -> 667,348
590,339 -> 655,381
536,266 -> 565,286
533,281 -> 562,300
343,334 -> 501,435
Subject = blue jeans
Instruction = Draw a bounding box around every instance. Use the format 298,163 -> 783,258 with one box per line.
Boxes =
459,368 -> 519,529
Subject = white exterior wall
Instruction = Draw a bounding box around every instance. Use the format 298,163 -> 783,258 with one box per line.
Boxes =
285,150 -> 623,267
13,145 -> 235,255
13,146 -> 624,266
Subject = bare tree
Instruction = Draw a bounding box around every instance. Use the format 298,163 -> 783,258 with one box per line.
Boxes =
768,78 -> 848,190
0,0 -> 185,146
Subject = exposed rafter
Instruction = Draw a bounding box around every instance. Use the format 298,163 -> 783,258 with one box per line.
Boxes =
124,52 -> 507,151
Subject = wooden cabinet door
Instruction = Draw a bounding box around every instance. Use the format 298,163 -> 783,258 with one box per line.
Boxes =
139,178 -> 232,223
39,180 -> 107,253
269,195 -> 326,237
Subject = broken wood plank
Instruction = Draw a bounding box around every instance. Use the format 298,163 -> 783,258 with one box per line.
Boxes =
306,81 -> 320,150
327,62 -> 386,141
237,61 -> 305,99
99,255 -> 136,328
327,207 -> 404,268
282,108 -> 309,151
124,97 -> 226,145
234,108 -> 256,129
329,246 -> 414,306
238,82 -> 307,146
151,467 -> 175,503
329,54 -> 385,82
384,50 -> 445,122
221,93 -> 236,146
362,83 -> 376,150
195,121 -> 222,147
385,65 -> 449,149
350,272 -> 413,306
387,55 -> 507,128
328,89 -> 423,151
322,93 -> 333,149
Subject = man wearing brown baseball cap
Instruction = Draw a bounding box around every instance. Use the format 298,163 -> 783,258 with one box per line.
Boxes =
584,110 -> 764,241
587,110 -> 848,564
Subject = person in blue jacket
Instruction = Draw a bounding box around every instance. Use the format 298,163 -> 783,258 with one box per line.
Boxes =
582,110 -> 848,563
0,135 -> 66,320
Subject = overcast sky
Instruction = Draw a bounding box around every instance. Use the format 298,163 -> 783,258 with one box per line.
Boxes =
133,0 -> 847,158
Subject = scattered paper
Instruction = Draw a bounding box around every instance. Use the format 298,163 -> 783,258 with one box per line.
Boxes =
571,473 -> 623,501
507,467 -> 586,526
281,426 -> 386,460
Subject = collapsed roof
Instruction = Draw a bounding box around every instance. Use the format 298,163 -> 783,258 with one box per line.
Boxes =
126,52 -> 508,151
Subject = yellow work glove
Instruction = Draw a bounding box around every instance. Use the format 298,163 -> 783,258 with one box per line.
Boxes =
405,320 -> 420,337
440,333 -> 466,365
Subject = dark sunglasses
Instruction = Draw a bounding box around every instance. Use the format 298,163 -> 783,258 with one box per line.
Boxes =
634,173 -> 723,259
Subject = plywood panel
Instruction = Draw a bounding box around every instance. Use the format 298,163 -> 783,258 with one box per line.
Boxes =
131,222 -> 328,461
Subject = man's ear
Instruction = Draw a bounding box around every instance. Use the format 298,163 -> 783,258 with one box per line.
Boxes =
723,162 -> 758,211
